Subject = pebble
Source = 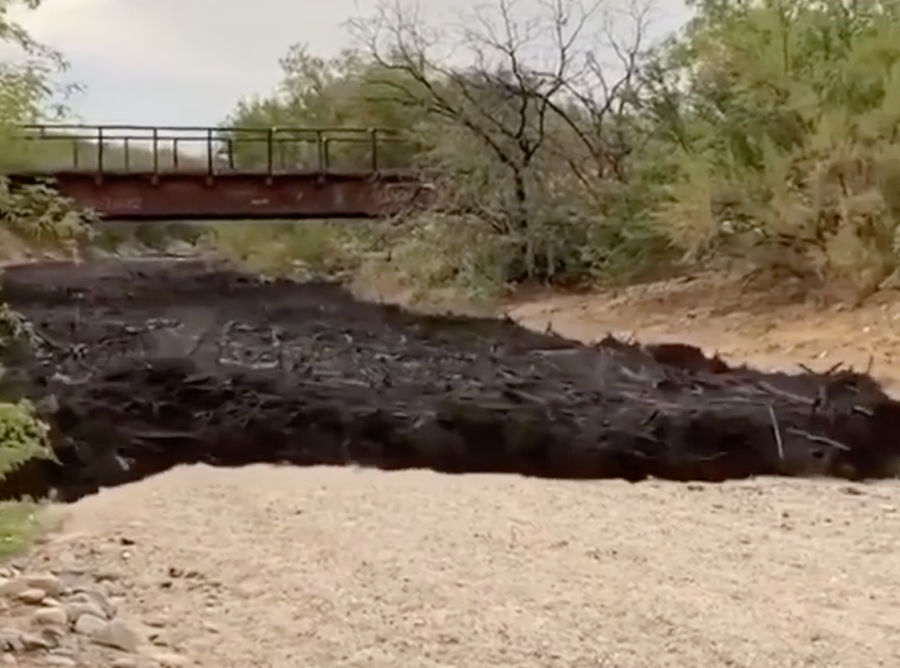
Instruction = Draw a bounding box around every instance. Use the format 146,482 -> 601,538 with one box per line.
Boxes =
0,580 -> 28,598
30,607 -> 68,627
24,574 -> 64,598
0,654 -> 14,665
91,620 -> 140,653
73,614 -> 106,636
151,652 -> 190,667
111,658 -> 139,668
144,615 -> 168,629
20,632 -> 53,650
65,601 -> 108,623
0,629 -> 23,652
42,658 -> 76,667
16,589 -> 46,605
70,589 -> 115,618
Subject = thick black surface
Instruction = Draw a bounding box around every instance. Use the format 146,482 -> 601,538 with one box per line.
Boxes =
2,258 -> 899,501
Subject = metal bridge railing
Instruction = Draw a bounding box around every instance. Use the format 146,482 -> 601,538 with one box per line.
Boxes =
11,124 -> 414,176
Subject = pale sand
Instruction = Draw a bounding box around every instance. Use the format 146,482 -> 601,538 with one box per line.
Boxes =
31,464 -> 900,668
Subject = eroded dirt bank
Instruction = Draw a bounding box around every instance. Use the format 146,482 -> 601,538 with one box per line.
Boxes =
3,258 -> 900,501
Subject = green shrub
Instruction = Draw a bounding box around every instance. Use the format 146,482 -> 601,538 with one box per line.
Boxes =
0,400 -> 52,481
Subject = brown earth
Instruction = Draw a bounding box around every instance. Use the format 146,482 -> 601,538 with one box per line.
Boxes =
2,262 -> 900,667
506,271 -> 900,395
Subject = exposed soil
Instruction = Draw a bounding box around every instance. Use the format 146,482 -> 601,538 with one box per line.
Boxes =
506,270 -> 900,394
2,259 -> 900,502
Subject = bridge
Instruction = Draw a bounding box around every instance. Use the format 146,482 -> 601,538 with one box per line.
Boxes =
5,124 -> 434,220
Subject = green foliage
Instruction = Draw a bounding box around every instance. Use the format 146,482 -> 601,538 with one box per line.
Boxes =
0,500 -> 40,558
208,221 -> 378,279
0,400 -> 51,481
0,179 -> 92,248
649,0 -> 900,295
0,3 -> 69,554
0,0 -> 92,250
227,46 -> 427,170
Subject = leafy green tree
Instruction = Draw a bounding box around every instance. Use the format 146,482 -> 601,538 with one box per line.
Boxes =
226,46 -> 429,171
0,0 -> 89,251
645,0 -> 900,295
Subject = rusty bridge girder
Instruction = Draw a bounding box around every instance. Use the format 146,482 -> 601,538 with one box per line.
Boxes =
5,124 -> 435,220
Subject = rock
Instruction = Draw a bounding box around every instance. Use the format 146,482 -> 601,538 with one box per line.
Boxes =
91,620 -> 139,653
24,574 -> 64,598
151,652 -> 190,667
0,579 -> 29,598
73,614 -> 106,636
0,629 -> 23,653
111,658 -> 139,668
69,589 -> 115,618
16,588 -> 46,605
31,607 -> 68,627
144,615 -> 168,629
201,621 -> 219,634
20,631 -> 53,650
65,600 -> 108,623
39,627 -> 66,646
147,631 -> 170,647
42,658 -> 76,667
0,654 -> 14,665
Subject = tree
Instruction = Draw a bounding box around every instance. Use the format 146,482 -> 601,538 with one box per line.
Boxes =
645,0 -> 900,296
226,46 -> 429,171
348,0 -> 659,279
0,0 -> 88,252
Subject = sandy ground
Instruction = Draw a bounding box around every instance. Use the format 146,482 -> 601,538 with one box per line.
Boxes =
506,271 -> 900,395
27,465 -> 900,668
9,269 -> 900,667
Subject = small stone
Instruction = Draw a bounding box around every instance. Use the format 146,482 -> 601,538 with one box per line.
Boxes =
31,607 -> 68,627
0,654 -> 15,665
151,653 -> 190,667
70,589 -> 114,618
24,574 -> 64,598
65,600 -> 108,623
20,632 -> 53,650
201,621 -> 219,634
91,620 -> 139,653
144,615 -> 168,629
73,614 -> 106,636
40,627 -> 66,646
16,589 -> 46,605
0,629 -> 23,653
111,658 -> 138,668
0,579 -> 29,598
42,658 -> 75,667
148,631 -> 170,647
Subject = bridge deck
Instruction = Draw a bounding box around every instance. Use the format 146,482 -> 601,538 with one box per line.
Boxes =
5,124 -> 433,220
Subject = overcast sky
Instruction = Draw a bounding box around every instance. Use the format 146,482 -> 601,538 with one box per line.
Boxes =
12,0 -> 689,127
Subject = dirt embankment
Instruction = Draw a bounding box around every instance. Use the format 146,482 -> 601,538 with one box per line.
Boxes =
1,259 -> 900,501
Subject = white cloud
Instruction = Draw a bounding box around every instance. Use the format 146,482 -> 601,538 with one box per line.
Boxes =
10,0 -> 689,126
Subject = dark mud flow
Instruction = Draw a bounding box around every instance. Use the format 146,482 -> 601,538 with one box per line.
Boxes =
2,258 -> 900,501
